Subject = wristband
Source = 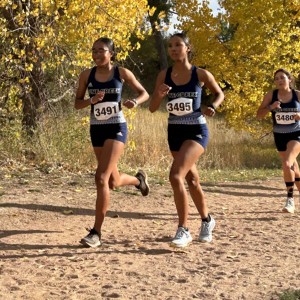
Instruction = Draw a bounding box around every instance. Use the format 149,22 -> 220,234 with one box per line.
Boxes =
90,97 -> 94,105
132,99 -> 138,107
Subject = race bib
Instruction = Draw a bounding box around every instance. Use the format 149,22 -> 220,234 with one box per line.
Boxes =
94,102 -> 120,120
275,112 -> 296,125
166,98 -> 193,116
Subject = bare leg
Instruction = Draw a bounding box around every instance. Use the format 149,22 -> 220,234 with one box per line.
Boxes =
92,139 -> 139,233
185,164 -> 208,219
292,160 -> 300,192
169,140 -> 204,228
277,141 -> 300,213
108,167 -> 140,190
279,140 -> 300,193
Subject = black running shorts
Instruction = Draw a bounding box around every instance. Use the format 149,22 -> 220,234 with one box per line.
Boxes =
168,123 -> 209,151
273,131 -> 300,152
90,123 -> 127,147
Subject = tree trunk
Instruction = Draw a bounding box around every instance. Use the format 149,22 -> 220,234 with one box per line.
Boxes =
21,60 -> 45,136
153,30 -> 168,70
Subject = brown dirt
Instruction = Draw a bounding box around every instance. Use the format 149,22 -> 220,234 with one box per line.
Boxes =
0,168 -> 299,300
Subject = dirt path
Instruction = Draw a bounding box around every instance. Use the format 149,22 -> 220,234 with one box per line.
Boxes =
0,169 -> 299,300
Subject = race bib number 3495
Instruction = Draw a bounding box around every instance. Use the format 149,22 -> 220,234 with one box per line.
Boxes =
166,98 -> 193,116
275,112 -> 296,125
94,102 -> 119,120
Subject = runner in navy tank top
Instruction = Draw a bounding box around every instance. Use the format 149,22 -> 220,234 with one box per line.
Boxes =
257,68 -> 300,214
75,37 -> 150,247
150,32 -> 224,248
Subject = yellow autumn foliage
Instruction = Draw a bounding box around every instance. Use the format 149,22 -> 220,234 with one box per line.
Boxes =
0,0 -> 153,73
0,0 -> 155,137
175,0 -> 300,134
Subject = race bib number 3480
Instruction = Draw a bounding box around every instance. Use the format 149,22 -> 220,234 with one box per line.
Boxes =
275,112 -> 296,125
94,102 -> 119,120
166,98 -> 193,116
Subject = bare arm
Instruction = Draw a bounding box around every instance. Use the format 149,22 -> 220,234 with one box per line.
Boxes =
293,89 -> 300,121
149,70 -> 170,113
197,68 -> 224,116
74,69 -> 91,110
119,67 -> 149,109
256,91 -> 281,119
73,68 -> 105,110
296,90 -> 300,102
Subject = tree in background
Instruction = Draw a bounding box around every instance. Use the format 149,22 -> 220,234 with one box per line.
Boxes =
0,0 -> 154,135
123,0 -> 176,95
175,0 -> 300,133
147,0 -> 173,70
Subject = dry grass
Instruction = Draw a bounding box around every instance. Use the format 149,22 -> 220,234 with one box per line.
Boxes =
0,106 -> 281,181
124,108 -> 279,170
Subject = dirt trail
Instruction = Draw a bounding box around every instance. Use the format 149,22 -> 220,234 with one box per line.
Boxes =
0,170 -> 299,299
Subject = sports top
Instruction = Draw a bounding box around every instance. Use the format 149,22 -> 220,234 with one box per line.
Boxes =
164,66 -> 206,125
271,89 -> 300,133
87,66 -> 126,125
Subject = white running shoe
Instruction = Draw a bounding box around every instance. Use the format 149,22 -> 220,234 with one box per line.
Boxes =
199,215 -> 216,243
170,227 -> 193,248
80,228 -> 101,247
282,197 -> 295,213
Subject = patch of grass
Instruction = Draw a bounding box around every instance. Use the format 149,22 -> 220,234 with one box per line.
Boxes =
0,105 -> 286,178
200,168 -> 282,183
118,166 -> 282,184
277,289 -> 300,300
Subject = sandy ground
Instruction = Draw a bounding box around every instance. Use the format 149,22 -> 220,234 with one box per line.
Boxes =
0,168 -> 299,300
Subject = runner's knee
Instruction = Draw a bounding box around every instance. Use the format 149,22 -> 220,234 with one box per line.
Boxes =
185,173 -> 199,188
169,171 -> 184,186
282,161 -> 294,173
95,173 -> 107,188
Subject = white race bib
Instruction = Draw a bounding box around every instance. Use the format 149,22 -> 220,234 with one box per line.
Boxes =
166,98 -> 193,116
275,112 -> 296,125
94,102 -> 120,120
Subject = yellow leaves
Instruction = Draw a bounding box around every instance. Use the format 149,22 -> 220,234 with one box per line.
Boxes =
1,0 -> 151,70
19,77 -> 29,84
35,38 -> 45,50
175,0 -> 300,133
127,140 -> 136,151
158,11 -> 166,19
81,117 -> 89,126
124,107 -> 136,150
0,0 -> 151,141
25,63 -> 33,72
148,6 -> 156,17
15,131 -> 21,140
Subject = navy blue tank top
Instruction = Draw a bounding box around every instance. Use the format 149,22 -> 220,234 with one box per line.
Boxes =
87,66 -> 125,125
271,89 -> 300,133
165,66 -> 206,125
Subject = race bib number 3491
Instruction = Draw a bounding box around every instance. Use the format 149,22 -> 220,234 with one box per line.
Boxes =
94,102 -> 119,120
275,112 -> 296,125
166,98 -> 193,116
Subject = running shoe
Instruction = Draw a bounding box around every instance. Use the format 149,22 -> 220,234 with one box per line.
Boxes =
80,228 -> 101,247
282,197 -> 295,213
199,215 -> 215,243
170,227 -> 193,248
135,169 -> 150,196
